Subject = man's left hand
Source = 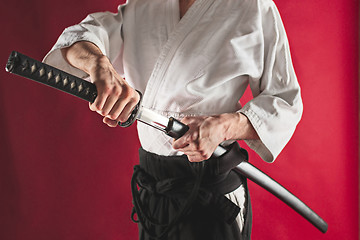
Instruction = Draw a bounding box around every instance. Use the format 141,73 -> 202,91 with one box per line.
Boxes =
172,115 -> 226,162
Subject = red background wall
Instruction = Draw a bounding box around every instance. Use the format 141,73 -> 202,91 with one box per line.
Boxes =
0,0 -> 358,239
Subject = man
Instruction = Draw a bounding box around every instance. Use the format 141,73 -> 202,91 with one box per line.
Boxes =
44,0 -> 303,239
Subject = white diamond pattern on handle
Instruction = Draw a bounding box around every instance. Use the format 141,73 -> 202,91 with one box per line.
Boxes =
78,83 -> 83,92
39,68 -> 45,77
30,63 -> 37,74
55,74 -> 61,84
22,60 -> 29,71
85,87 -> 90,96
47,70 -> 53,80
63,77 -> 69,86
70,81 -> 76,90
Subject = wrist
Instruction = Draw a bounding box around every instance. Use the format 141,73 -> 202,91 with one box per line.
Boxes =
60,41 -> 107,75
218,113 -> 241,141
219,112 -> 258,141
204,113 -> 237,142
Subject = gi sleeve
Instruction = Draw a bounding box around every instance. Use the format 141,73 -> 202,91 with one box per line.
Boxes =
239,0 -> 303,163
43,4 -> 126,78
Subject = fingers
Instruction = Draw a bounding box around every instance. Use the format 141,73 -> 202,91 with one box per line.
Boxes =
88,66 -> 140,126
89,81 -> 126,115
173,130 -> 213,162
183,148 -> 213,162
172,116 -> 223,162
117,100 -> 138,122
172,130 -> 197,149
187,154 -> 210,162
92,90 -> 138,124
103,116 -> 118,127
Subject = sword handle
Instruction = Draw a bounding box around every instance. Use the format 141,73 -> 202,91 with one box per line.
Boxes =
5,51 -> 139,127
6,51 -> 97,102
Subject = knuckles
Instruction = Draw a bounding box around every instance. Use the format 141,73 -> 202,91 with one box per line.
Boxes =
188,152 -> 210,162
117,114 -> 129,123
109,112 -> 119,120
89,63 -> 141,126
89,102 -> 102,112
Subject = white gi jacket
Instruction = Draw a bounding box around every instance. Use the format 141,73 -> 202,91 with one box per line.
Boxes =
44,0 -> 303,163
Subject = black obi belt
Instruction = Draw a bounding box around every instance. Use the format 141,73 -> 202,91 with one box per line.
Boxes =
131,142 -> 249,240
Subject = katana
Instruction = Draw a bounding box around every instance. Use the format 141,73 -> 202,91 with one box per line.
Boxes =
5,51 -> 328,233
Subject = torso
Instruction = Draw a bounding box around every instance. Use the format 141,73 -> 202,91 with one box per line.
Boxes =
121,0 -> 266,155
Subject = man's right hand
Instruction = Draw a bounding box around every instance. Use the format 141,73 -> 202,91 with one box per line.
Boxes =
88,55 -> 140,127
61,41 -> 140,127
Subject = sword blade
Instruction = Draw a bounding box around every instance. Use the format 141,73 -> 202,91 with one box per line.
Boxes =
136,107 -> 169,132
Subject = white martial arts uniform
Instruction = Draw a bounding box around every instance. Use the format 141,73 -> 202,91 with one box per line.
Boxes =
44,0 -> 303,235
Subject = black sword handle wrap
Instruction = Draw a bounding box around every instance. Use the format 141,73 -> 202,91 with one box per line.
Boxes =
5,51 -> 140,127
6,51 -> 97,102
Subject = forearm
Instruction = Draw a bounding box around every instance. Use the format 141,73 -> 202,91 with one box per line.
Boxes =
60,41 -> 106,75
60,41 -> 139,126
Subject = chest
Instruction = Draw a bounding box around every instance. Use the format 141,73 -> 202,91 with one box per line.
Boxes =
122,0 -> 263,112
179,0 -> 196,18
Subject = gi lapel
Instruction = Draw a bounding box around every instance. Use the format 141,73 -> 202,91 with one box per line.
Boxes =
142,0 -> 216,109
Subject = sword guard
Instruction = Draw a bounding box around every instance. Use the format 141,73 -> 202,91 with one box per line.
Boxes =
118,90 -> 143,128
